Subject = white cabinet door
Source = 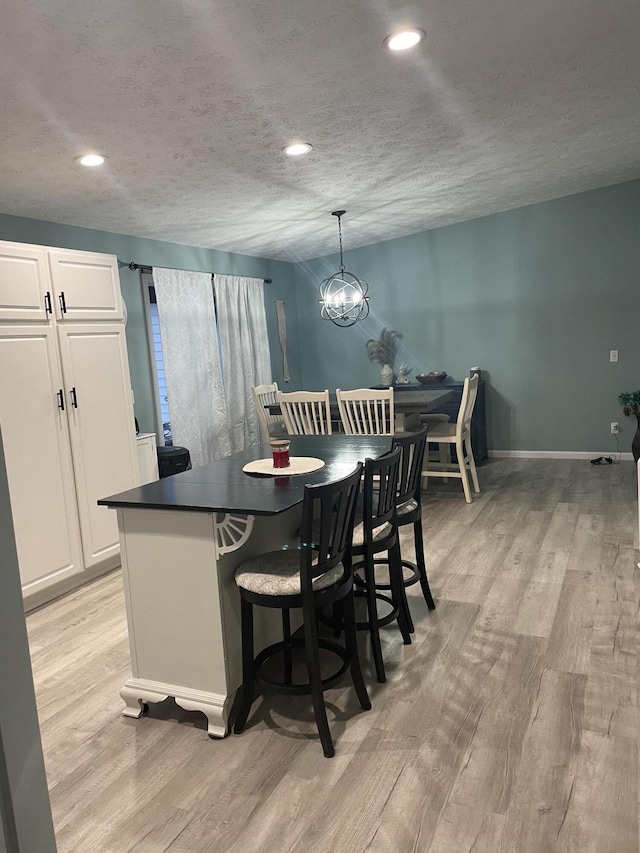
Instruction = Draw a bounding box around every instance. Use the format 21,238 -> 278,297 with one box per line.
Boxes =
0,242 -> 50,322
48,250 -> 124,322
57,324 -> 138,568
0,326 -> 82,594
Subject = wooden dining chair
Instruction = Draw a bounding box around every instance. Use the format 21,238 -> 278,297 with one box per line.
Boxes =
336,388 -> 394,435
277,389 -> 333,435
233,463 -> 369,757
250,381 -> 285,442
421,375 -> 480,503
421,412 -> 452,480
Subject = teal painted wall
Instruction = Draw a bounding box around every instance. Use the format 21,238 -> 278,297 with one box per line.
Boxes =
3,180 -> 639,454
0,214 -> 301,434
294,181 -> 640,453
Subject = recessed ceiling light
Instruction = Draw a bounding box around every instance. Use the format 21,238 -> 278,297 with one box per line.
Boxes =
385,29 -> 425,51
283,142 -> 312,157
76,154 -> 106,167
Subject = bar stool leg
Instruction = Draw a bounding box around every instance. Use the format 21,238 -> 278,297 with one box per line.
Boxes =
302,602 -> 334,757
342,591 -> 371,711
389,540 -> 413,643
413,519 -> 435,610
282,608 -> 293,685
363,553 -> 386,683
234,597 -> 256,733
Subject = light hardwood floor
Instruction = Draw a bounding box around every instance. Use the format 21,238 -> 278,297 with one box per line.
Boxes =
27,458 -> 639,852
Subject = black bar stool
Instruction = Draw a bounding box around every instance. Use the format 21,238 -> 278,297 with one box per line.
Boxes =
368,426 -> 434,635
390,426 -> 435,621
233,462 -> 369,758
351,447 -> 412,683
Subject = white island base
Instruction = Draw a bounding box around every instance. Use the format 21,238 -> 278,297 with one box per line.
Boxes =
116,505 -> 301,737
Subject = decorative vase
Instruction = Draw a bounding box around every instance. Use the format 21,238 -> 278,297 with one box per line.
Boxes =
632,416 -> 640,463
380,363 -> 394,386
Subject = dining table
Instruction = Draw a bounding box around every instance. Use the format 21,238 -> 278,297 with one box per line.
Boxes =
99,434 -> 392,738
268,385 -> 456,431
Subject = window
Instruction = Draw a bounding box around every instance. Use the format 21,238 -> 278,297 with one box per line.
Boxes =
142,273 -> 173,445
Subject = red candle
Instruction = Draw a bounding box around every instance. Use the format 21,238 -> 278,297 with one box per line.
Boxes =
270,439 -> 290,468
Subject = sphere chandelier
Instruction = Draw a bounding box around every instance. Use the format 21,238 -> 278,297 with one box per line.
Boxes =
318,210 -> 370,328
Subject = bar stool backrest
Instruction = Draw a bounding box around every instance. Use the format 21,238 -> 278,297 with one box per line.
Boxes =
392,425 -> 428,505
362,447 -> 402,542
300,462 -> 363,585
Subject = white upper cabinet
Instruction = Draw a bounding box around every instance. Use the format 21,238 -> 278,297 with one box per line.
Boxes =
48,250 -> 124,321
0,243 -> 51,321
0,242 -> 124,323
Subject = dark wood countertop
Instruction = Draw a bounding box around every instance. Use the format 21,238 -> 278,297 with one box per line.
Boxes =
99,435 -> 392,516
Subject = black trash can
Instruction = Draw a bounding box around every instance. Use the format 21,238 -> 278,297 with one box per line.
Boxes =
157,445 -> 192,478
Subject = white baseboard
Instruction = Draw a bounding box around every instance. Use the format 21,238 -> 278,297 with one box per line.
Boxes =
489,450 -> 634,461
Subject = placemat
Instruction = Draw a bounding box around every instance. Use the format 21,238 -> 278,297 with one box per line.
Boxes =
242,456 -> 325,476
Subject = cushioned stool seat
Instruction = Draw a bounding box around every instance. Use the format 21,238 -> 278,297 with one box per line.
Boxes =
236,550 -> 344,596
397,498 -> 418,517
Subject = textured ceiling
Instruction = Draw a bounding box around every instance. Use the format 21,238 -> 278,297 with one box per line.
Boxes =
1,0 -> 639,262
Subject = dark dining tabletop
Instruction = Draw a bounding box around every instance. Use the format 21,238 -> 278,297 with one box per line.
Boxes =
99,435 -> 392,517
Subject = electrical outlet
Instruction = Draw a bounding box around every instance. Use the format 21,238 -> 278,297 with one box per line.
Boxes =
611,422 -> 619,434
610,350 -> 619,362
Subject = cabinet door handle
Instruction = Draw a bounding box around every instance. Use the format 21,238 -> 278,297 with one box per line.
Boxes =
59,291 -> 67,314
44,291 -> 52,314
70,387 -> 78,408
57,389 -> 65,411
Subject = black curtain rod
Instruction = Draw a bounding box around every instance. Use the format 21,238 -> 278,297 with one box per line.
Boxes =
124,261 -> 272,285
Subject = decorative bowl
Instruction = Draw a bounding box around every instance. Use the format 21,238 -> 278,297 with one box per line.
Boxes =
415,372 -> 447,385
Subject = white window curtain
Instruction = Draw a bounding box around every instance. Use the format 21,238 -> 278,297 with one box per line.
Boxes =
153,267 -> 231,466
214,274 -> 272,453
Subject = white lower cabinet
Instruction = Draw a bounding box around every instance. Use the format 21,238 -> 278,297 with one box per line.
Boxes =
136,433 -> 159,485
0,325 -> 83,596
0,241 -> 139,609
57,324 -> 138,568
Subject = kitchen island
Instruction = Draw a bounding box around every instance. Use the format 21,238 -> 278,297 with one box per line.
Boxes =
99,434 -> 392,737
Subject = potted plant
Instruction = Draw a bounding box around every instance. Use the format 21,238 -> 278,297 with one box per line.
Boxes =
365,329 -> 400,386
618,390 -> 640,462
